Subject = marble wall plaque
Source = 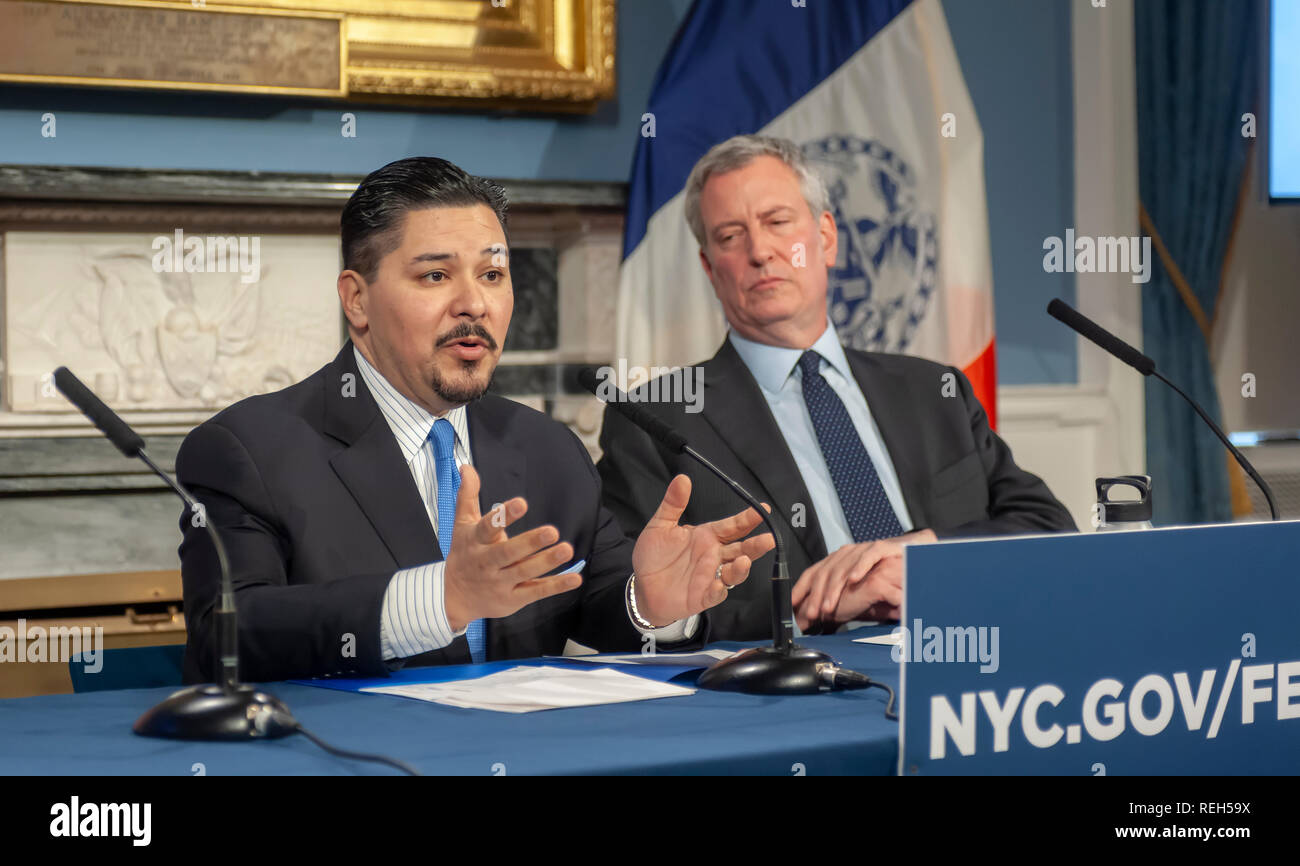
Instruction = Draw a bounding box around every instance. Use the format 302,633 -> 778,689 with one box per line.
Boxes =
3,231 -> 343,413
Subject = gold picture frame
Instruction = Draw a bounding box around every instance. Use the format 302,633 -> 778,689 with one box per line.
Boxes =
0,0 -> 617,112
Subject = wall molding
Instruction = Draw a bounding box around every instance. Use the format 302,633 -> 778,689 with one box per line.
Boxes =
999,382 -> 1111,426
998,382 -> 1115,530
0,164 -> 628,209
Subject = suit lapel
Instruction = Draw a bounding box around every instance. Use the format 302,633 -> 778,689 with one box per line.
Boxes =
322,342 -> 442,569
702,340 -> 828,563
465,397 -> 528,656
846,351 -> 929,529
464,396 -> 527,520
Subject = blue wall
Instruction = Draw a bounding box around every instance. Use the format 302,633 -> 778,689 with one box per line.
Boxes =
944,0 -> 1078,385
0,0 -> 1074,384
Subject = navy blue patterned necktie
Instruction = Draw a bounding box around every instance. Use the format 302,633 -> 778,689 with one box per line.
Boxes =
797,350 -> 904,543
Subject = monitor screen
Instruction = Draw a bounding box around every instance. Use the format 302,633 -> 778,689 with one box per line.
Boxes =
1270,0 -> 1300,200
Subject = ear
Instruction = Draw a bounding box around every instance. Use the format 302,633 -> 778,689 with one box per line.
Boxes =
818,210 -> 838,269
700,247 -> 731,308
338,270 -> 369,333
698,246 -> 715,283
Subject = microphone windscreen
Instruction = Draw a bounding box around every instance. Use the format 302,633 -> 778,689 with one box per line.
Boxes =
53,367 -> 146,457
578,366 -> 689,454
1047,299 -> 1156,376
576,366 -> 602,396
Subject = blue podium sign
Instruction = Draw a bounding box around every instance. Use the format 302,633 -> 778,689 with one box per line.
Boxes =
898,521 -> 1300,775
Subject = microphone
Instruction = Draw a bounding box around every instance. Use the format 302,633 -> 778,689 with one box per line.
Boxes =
577,367 -> 688,453
53,367 -> 297,740
1047,299 -> 1155,376
1046,300 -> 1279,521
53,369 -> 145,457
580,366 -> 871,695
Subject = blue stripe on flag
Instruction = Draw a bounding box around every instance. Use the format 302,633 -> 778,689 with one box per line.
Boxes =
622,0 -> 915,259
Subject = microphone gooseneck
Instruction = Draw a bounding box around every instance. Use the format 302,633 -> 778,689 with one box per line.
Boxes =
680,444 -> 793,651
1045,300 -> 1279,521
1150,369 -> 1279,522
55,367 -> 239,690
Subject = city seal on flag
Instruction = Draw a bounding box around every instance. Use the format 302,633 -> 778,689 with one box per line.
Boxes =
803,135 -> 939,354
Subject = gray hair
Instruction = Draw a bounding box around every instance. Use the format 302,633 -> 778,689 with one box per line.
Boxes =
683,134 -> 830,248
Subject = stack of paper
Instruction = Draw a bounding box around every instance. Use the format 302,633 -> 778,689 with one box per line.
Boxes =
361,665 -> 696,713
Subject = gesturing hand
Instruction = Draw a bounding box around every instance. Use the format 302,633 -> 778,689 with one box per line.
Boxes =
442,465 -> 582,631
630,475 -> 775,627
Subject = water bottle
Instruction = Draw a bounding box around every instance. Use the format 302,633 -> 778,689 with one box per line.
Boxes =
1095,475 -> 1153,531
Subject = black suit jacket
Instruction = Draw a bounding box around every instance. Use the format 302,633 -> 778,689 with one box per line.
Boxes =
176,341 -> 649,684
597,338 -> 1076,641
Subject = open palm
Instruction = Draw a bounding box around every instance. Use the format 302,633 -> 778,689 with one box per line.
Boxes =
631,475 -> 775,627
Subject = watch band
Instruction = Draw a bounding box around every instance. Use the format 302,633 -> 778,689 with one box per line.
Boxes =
626,573 -> 658,631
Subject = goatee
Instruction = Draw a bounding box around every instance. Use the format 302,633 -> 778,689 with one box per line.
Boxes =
432,362 -> 492,404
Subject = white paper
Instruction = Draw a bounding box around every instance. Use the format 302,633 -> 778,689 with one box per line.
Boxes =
853,632 -> 902,646
550,649 -> 735,667
362,665 -> 695,713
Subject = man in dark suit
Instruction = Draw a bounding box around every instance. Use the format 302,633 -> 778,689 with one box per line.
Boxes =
177,157 -> 772,684
597,135 -> 1075,641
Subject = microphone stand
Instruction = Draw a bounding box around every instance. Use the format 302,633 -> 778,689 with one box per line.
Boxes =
131,449 -> 296,740
1046,299 -> 1280,521
53,367 -> 295,740
683,446 -> 841,694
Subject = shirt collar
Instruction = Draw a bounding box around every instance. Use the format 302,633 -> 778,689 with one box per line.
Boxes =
353,345 -> 465,464
728,320 -> 853,393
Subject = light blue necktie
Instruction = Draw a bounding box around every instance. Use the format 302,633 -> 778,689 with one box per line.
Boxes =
798,351 -> 904,543
430,419 -> 485,664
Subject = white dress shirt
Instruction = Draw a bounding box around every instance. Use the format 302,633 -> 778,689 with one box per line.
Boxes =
354,347 -> 695,662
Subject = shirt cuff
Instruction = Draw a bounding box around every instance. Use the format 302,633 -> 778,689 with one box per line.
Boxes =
625,577 -> 699,642
380,561 -> 466,660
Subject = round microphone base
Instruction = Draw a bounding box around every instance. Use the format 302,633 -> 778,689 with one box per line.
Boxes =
697,644 -> 835,695
133,683 -> 297,741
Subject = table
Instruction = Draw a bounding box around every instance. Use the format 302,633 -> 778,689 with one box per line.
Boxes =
0,632 -> 899,775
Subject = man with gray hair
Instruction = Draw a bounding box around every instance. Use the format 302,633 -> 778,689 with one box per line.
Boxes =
598,134 -> 1074,640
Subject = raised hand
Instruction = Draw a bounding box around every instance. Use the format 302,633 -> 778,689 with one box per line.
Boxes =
631,475 -> 775,627
442,465 -> 583,631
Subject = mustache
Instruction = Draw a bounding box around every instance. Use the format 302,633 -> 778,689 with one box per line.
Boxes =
435,322 -> 499,352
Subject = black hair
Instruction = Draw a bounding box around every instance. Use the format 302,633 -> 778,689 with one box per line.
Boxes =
340,156 -> 509,281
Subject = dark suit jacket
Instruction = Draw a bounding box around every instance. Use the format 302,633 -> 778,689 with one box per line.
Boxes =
597,337 -> 1077,641
176,341 -> 650,684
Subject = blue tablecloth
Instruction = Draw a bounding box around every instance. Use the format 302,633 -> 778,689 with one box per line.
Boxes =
0,632 -> 899,775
